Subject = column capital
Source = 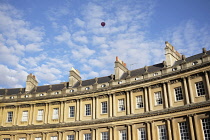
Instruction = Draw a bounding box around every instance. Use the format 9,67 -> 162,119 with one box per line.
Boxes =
107,125 -> 116,129
74,129 -> 81,132
90,127 -> 98,131
187,114 -> 196,117
165,117 -> 174,121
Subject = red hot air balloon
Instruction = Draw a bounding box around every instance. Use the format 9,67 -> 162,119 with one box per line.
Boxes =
101,22 -> 105,27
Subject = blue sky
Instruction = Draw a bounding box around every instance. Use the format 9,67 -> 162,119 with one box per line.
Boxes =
0,0 -> 210,88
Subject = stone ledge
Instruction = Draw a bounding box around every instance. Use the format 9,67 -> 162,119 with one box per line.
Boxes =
0,100 -> 210,131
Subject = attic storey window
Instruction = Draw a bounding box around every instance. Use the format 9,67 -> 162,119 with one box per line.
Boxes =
101,84 -> 106,87
85,87 -> 90,90
70,89 -> 74,92
172,68 -> 177,71
54,92 -> 59,95
118,81 -> 122,84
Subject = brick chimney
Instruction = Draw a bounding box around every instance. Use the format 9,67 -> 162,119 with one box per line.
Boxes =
25,73 -> 38,92
114,56 -> 128,80
69,67 -> 81,87
165,41 -> 182,67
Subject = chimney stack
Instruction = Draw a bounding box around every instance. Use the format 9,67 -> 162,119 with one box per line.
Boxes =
25,73 -> 38,92
114,56 -> 128,80
69,67 -> 81,87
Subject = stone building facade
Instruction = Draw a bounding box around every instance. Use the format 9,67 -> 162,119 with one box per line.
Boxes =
0,42 -> 210,140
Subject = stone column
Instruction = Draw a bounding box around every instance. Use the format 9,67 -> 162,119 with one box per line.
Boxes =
76,99 -> 80,121
171,118 -> 176,140
108,126 -> 113,140
42,133 -> 46,140
130,90 -> 134,114
163,83 -> 169,108
0,107 -> 4,126
92,97 -> 96,119
58,131 -> 64,140
44,103 -> 50,124
150,121 -> 155,140
13,106 -> 17,126
95,97 -> 98,119
113,126 -> 117,140
126,91 -> 130,115
192,114 -> 199,140
144,87 -> 149,112
204,71 -> 210,99
95,128 -> 99,140
148,86 -> 153,111
30,104 -> 35,125
15,106 -> 20,126
127,125 -> 132,140
91,128 -> 96,140
75,130 -> 80,140
63,101 -> 66,122
113,93 -> 116,117
166,81 -> 173,107
59,101 -> 64,123
146,122 -> 151,140
166,119 -> 172,140
188,114 -> 195,140
182,77 -> 190,104
187,76 -> 194,103
108,94 -> 113,117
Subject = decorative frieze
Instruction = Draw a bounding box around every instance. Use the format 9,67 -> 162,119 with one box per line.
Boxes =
98,95 -> 108,99
66,100 -> 76,103
35,103 -> 46,107
51,101 -> 60,105
190,73 -> 203,79
5,105 -> 16,109
82,97 -> 92,101
20,104 -> 31,108
132,88 -> 143,93
151,84 -> 162,89
115,91 -> 126,96
170,79 -> 182,84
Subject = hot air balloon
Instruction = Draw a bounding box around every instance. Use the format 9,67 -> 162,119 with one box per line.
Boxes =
101,22 -> 105,27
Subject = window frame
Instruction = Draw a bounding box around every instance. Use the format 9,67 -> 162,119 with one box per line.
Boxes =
138,128 -> 146,140
101,101 -> 108,114
174,86 -> 184,101
202,118 -> 210,140
179,121 -> 190,140
155,91 -> 163,105
119,130 -> 127,140
85,104 -> 91,116
7,111 -> 13,122
21,111 -> 28,122
84,133 -> 91,140
158,125 -> 167,140
37,109 -> 44,121
101,132 -> 108,140
136,95 -> 144,108
69,106 -> 75,118
52,108 -> 59,119
118,99 -> 125,111
195,81 -> 205,96
67,135 -> 74,140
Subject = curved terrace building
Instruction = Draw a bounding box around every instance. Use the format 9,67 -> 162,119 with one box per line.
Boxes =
0,42 -> 210,140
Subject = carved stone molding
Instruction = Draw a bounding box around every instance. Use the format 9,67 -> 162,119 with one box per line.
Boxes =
35,103 -> 46,107
190,73 -> 203,79
66,100 -> 76,103
51,101 -> 60,105
170,79 -> 182,84
132,88 -> 143,93
82,97 -> 92,101
115,91 -> 126,96
20,104 -> 31,108
151,84 -> 162,89
5,105 -> 16,109
98,95 -> 108,99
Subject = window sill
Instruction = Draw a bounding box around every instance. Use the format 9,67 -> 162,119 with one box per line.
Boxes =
52,119 -> 59,121
36,120 -> 43,122
174,100 -> 183,103
100,113 -> 108,115
154,104 -> 163,107
118,110 -> 126,112
195,95 -> 206,98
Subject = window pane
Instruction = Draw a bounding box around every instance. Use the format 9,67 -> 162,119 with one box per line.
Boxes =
174,87 -> 183,101
138,128 -> 146,140
7,112 -> 13,122
179,122 -> 190,140
84,133 -> 91,140
67,135 -> 74,140
101,132 -> 108,140
37,109 -> 44,121
101,102 -> 108,114
136,96 -> 144,108
196,81 -> 205,96
69,106 -> 75,117
120,130 -> 127,140
22,111 -> 28,122
118,99 -> 125,111
202,118 -> 210,140
155,92 -> 163,105
158,125 -> 167,140
85,104 -> 91,116
52,108 -> 59,119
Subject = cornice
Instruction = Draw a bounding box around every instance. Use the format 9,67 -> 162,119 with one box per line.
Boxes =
0,62 -> 210,103
0,100 -> 210,131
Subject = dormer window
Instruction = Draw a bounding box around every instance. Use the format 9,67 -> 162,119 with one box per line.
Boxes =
54,92 -> 59,95
172,68 -> 177,71
153,73 -> 158,76
101,84 -> 106,87
10,96 -> 14,99
39,93 -> 44,96
25,95 -> 29,98
192,61 -> 198,65
135,77 -> 140,80
70,89 -> 74,92
118,81 -> 122,84
85,87 -> 90,90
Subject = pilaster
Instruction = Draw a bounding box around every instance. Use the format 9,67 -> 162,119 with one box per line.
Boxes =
108,94 -> 113,117
130,90 -> 134,114
204,71 -> 210,99
187,114 -> 195,140
162,83 -> 169,108
148,86 -> 153,111
187,76 -> 194,103
113,93 -> 116,117
144,87 -> 149,112
182,77 -> 190,104
166,81 -> 173,107
76,99 -> 80,121
92,97 -> 96,119
126,91 -> 130,115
